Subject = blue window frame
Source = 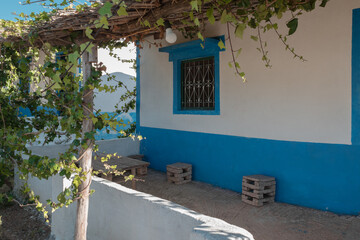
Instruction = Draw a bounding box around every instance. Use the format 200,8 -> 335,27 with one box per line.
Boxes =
159,36 -> 225,115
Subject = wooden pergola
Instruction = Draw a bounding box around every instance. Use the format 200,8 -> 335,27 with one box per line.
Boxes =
0,0 -> 221,46
0,0 -> 314,47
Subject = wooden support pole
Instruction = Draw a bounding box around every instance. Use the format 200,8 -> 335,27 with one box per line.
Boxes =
89,45 -> 98,63
74,48 -> 95,240
131,168 -> 136,190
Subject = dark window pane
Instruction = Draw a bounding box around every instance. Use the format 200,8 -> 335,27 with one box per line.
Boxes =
181,57 -> 215,110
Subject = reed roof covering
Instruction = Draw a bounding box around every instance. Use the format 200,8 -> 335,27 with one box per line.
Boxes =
0,0 -> 218,46
0,0 -> 310,47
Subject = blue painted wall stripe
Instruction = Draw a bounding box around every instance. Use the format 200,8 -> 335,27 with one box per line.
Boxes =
352,8 -> 360,144
139,126 -> 360,215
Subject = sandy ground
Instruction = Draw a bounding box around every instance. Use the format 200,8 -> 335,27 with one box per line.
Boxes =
115,169 -> 360,240
0,204 -> 51,240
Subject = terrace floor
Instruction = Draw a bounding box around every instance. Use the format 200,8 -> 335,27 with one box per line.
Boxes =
114,169 -> 360,240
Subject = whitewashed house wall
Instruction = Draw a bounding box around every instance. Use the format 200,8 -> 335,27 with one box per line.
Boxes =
137,0 -> 360,215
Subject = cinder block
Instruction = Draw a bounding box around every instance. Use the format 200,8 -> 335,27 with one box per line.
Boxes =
242,194 -> 275,207
167,162 -> 192,184
242,175 -> 276,207
136,166 -> 147,176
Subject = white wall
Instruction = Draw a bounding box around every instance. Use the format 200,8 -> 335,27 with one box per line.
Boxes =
51,176 -> 253,240
15,138 -> 139,206
139,1 -> 358,144
96,137 -> 140,156
98,46 -> 136,77
15,143 -> 253,240
26,136 -> 139,156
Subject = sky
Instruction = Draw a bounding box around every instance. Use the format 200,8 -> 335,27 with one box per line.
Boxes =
0,1 -> 136,76
0,1 -> 48,20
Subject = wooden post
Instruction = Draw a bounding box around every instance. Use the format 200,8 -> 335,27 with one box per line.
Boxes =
131,168 -> 136,189
89,46 -> 98,63
74,47 -> 96,240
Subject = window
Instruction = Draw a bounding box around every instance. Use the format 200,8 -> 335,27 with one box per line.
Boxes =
181,57 -> 215,110
159,36 -> 224,115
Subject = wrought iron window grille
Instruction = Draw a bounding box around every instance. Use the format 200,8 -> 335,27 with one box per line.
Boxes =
180,57 -> 215,110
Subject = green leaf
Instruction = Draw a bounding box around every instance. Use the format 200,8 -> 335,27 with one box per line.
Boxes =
194,17 -> 200,26
236,48 -> 242,58
73,139 -> 80,146
156,18 -> 164,26
100,16 -> 109,28
80,43 -> 88,52
117,6 -> 128,16
190,0 -> 198,11
143,20 -> 151,28
99,1 -> 113,17
320,0 -> 329,7
53,72 -> 61,83
68,51 -> 80,64
235,23 -> 246,39
218,39 -> 225,50
206,8 -> 215,24
95,16 -> 109,29
85,28 -> 94,40
91,117 -> 98,125
250,35 -> 258,41
220,10 -> 228,24
86,43 -> 95,53
197,32 -> 204,41
52,82 -> 61,90
286,18 -> 298,36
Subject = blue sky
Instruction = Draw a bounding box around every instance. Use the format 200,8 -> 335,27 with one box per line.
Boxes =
0,1 -> 89,20
0,2 -> 47,20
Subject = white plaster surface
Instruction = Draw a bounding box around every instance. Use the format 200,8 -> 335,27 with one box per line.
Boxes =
14,166 -> 53,209
96,137 -> 140,156
25,137 -> 139,158
139,1 -> 357,144
51,176 -> 253,240
15,142 -> 253,240
14,138 -> 139,205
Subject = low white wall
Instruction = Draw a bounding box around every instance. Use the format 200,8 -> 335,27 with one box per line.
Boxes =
14,166 -> 53,207
96,137 -> 140,156
25,137 -> 139,158
14,138 -> 139,209
15,141 -> 253,240
51,176 -> 253,240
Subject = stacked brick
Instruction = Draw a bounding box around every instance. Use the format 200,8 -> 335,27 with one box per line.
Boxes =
166,162 -> 192,184
242,175 -> 276,207
128,155 -> 147,175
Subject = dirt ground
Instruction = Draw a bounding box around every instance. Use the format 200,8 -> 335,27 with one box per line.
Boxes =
116,169 -> 360,240
0,204 -> 51,240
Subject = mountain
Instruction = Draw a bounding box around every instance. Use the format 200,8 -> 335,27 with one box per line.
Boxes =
94,72 -> 136,112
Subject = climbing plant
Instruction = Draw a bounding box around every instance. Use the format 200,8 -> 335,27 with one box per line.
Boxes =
0,0 -> 328,239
